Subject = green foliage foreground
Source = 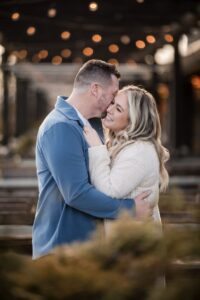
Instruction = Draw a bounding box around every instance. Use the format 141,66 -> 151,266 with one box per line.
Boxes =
0,214 -> 200,300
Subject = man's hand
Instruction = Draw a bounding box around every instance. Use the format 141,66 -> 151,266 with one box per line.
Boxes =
134,191 -> 152,220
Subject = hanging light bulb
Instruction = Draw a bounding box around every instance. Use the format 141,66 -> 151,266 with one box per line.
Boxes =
17,49 -> 28,59
60,31 -> 71,40
164,34 -> 174,43
120,35 -> 131,45
27,26 -> 36,36
92,34 -> 102,43
135,40 -> 145,49
108,44 -> 119,53
146,35 -> 156,44
82,47 -> 94,56
11,12 -> 20,21
107,58 -> 119,65
89,2 -> 98,12
38,50 -> 48,59
52,55 -> 62,65
47,8 -> 57,18
61,49 -> 72,58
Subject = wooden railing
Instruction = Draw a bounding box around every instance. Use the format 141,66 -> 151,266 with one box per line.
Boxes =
0,163 -> 200,256
0,178 -> 38,254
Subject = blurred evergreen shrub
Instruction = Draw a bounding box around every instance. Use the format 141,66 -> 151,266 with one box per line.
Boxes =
0,214 -> 199,300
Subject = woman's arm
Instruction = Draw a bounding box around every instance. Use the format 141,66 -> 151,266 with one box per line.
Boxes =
83,125 -> 156,200
87,144 -> 148,198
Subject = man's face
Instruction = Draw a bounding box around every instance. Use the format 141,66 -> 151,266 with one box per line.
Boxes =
97,74 -> 119,117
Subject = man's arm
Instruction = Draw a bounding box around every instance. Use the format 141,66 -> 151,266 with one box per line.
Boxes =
41,122 -> 134,219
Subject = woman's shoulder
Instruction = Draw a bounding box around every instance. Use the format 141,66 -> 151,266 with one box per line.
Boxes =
122,140 -> 155,153
116,140 -> 158,163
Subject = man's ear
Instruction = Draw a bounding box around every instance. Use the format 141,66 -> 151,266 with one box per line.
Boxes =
90,83 -> 99,98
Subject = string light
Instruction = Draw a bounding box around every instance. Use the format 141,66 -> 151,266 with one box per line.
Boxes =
11,12 -> 20,21
89,2 -> 98,12
27,26 -> 36,36
61,49 -> 72,58
38,50 -> 48,59
164,34 -> 174,43
107,58 -> 119,65
146,35 -> 156,44
73,57 -> 83,63
17,49 -> 28,59
47,8 -> 57,18
52,55 -> 62,65
92,34 -> 102,43
32,54 -> 40,63
157,83 -> 169,98
135,40 -> 145,49
191,75 -> 200,89
61,31 -> 71,40
108,44 -> 119,53
83,47 -> 94,56
120,35 -> 130,45
126,59 -> 136,65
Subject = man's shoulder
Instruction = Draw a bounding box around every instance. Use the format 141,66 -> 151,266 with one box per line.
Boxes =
38,109 -> 80,137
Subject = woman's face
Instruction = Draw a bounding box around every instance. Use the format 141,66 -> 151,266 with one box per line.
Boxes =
102,90 -> 129,132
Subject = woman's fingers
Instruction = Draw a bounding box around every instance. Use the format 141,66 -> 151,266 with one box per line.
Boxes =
84,126 -> 95,135
83,126 -> 90,133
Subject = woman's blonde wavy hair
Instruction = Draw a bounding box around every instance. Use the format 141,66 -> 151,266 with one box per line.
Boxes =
105,85 -> 170,192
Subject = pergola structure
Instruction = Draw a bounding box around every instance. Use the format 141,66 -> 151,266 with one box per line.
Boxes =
0,0 -> 200,156
0,0 -> 199,64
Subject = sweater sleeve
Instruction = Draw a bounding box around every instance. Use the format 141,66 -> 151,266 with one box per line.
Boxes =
88,144 -> 148,198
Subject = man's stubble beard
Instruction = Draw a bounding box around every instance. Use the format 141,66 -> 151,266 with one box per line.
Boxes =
98,93 -> 108,119
101,111 -> 107,119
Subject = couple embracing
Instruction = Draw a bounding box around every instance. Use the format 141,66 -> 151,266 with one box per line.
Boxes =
32,59 -> 169,259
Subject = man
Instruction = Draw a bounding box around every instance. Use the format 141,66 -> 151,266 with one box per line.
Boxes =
32,59 -> 151,259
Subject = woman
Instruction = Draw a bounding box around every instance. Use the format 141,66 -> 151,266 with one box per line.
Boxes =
84,85 -> 169,232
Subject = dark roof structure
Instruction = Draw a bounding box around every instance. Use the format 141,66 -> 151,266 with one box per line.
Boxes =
0,0 -> 199,64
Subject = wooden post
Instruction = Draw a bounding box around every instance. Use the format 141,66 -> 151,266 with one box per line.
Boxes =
172,35 -> 192,155
1,51 -> 9,145
15,77 -> 29,137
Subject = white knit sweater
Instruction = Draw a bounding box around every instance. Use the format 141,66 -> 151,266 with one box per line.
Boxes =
88,141 -> 161,233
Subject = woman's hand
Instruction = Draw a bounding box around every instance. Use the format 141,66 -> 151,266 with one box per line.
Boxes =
83,126 -> 103,147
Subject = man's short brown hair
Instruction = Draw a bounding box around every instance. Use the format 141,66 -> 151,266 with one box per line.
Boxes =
74,59 -> 120,88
